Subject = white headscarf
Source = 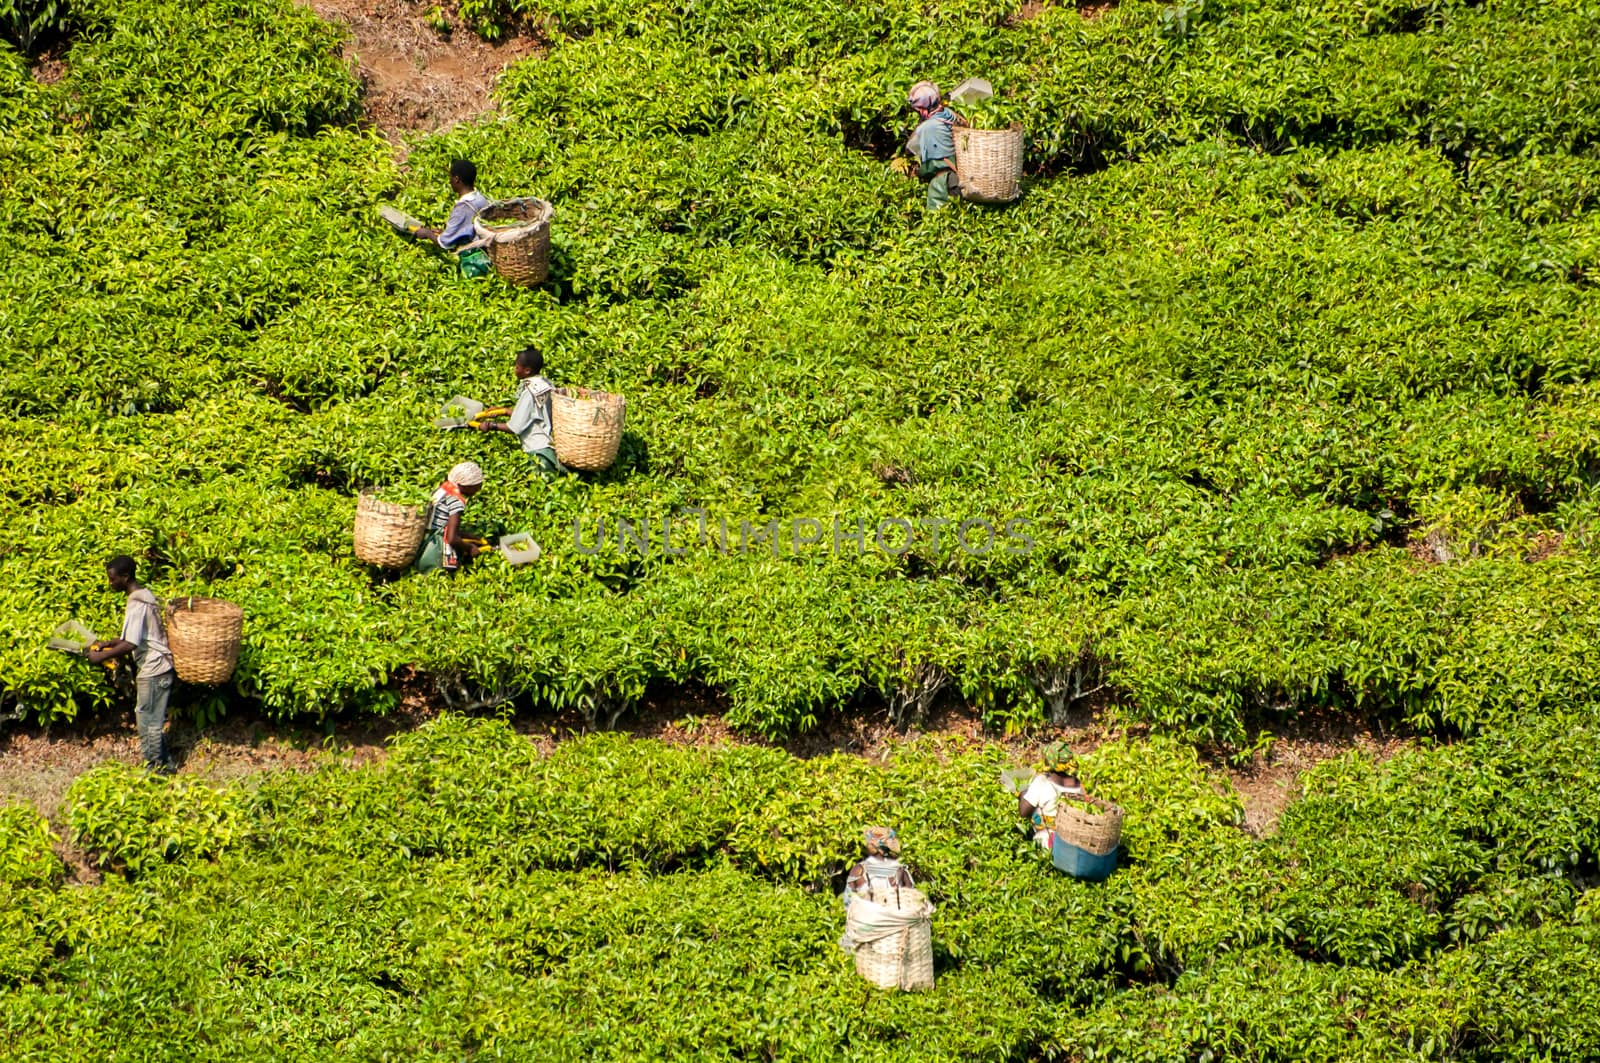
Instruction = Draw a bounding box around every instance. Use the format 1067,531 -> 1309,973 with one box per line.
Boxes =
447,461 -> 484,488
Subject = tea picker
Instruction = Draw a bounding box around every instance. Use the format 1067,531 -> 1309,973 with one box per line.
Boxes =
470,347 -> 567,477
83,556 -> 178,774
1015,742 -> 1087,852
379,158 -> 493,279
904,80 -> 965,210
415,462 -> 486,575
1006,744 -> 1124,882
839,827 -> 936,991
841,827 -> 915,907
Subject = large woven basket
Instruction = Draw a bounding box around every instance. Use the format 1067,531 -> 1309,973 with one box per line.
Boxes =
552,387 -> 626,472
1053,793 -> 1124,857
165,597 -> 244,686
954,126 -> 1024,204
472,197 -> 554,287
354,494 -> 427,568
853,886 -> 935,991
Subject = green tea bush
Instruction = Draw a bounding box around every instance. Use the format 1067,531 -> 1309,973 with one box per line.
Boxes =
2,0 -> 1600,757
10,716 -> 1600,1059
0,804 -> 59,888
65,761 -> 250,874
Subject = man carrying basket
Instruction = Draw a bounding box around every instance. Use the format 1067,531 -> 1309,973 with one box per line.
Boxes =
406,160 -> 493,278
87,556 -> 176,774
475,346 -> 568,476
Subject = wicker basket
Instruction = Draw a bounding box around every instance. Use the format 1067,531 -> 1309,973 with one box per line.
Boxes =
853,886 -> 935,991
164,597 -> 244,686
954,126 -> 1024,204
472,197 -> 554,287
1052,793 -> 1124,857
354,494 -> 428,569
552,387 -> 626,472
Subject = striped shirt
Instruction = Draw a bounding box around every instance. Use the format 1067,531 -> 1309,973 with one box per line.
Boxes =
426,485 -> 467,534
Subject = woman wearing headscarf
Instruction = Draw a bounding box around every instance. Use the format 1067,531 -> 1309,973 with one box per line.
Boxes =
415,461 -> 485,574
905,80 -> 963,209
841,826 -> 915,907
1019,743 -> 1087,851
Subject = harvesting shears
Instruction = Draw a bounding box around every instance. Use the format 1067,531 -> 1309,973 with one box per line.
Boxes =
46,621 -> 116,672
378,204 -> 426,236
433,395 -> 512,431
458,533 -> 542,566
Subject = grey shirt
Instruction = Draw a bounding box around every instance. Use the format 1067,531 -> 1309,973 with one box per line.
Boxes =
507,375 -> 555,453
121,588 -> 174,680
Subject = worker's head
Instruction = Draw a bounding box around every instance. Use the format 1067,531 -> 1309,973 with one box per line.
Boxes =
448,159 -> 477,194
448,461 -> 485,499
105,554 -> 137,593
862,825 -> 901,858
907,81 -> 941,118
1041,741 -> 1077,777
513,346 -> 543,380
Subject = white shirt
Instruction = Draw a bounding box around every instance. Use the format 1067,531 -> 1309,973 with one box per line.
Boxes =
121,588 -> 174,680
1023,774 -> 1085,851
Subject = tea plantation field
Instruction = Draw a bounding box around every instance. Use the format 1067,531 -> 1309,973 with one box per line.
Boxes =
3,0 -> 1600,1056
3,0 -> 1599,742
3,715 -> 1600,1059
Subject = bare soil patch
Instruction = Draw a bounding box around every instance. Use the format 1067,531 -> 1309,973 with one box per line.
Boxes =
1007,0 -> 1117,23
2,679 -> 1411,843
0,704 -> 410,825
301,0 -> 543,144
1219,711 -> 1414,836
29,49 -> 68,86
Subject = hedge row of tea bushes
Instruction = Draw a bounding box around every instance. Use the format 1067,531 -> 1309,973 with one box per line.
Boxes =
0,715 -> 1596,1059
2,0 -> 1599,743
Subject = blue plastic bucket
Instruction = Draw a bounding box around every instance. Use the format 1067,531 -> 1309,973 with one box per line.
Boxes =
1052,832 -> 1119,881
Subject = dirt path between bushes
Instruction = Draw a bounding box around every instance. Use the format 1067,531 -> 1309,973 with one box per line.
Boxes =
0,677 -> 1410,844
300,0 -> 543,148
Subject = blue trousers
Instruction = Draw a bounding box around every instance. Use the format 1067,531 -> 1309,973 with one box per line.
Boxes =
135,671 -> 174,772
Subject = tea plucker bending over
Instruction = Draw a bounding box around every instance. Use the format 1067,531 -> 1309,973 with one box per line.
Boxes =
905,80 -> 963,209
1018,743 -> 1087,851
415,462 -> 486,574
